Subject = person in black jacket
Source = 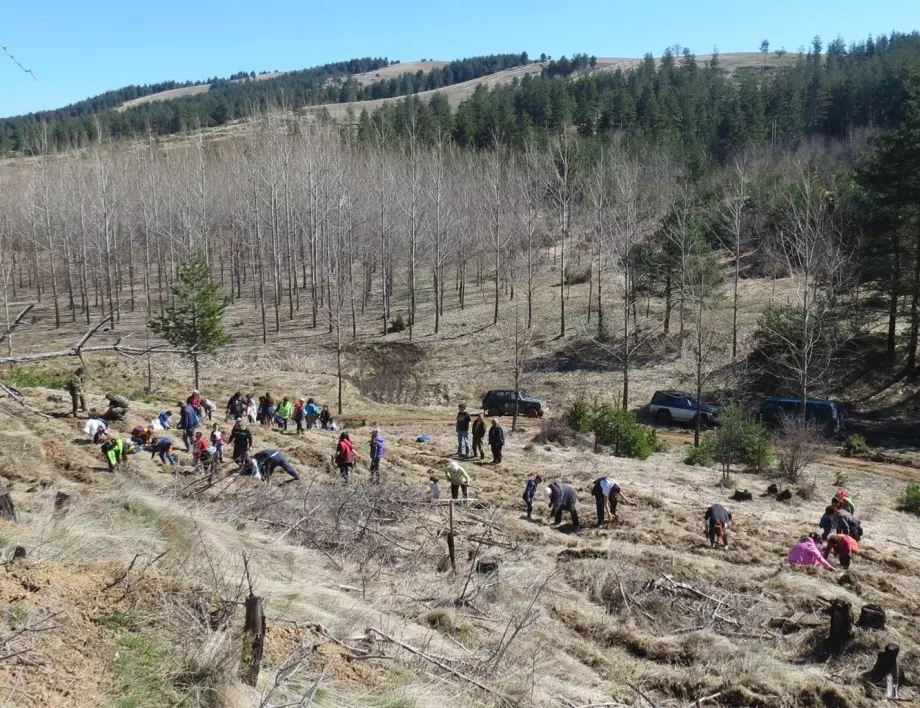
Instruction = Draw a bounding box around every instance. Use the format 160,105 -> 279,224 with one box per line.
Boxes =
228,419 -> 253,463
488,418 -> 505,463
471,414 -> 487,460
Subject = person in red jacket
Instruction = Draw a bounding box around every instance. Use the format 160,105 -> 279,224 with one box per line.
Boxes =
334,432 -> 357,483
824,533 -> 859,570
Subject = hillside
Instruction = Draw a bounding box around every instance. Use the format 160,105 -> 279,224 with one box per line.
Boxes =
1,262 -> 919,706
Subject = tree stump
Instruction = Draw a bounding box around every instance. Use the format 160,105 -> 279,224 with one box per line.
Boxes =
858,604 -> 886,630
828,599 -> 852,650
54,491 -> 71,513
776,489 -> 793,502
12,546 -> 26,561
765,483 -> 779,495
0,491 -> 16,521
240,595 -> 265,687
866,643 -> 900,697
731,489 -> 753,502
476,557 -> 499,575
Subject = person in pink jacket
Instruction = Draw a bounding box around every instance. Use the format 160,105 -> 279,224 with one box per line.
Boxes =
788,535 -> 836,570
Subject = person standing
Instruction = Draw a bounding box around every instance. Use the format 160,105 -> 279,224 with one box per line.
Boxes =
334,432 -> 356,482
187,390 -> 202,416
277,397 -> 293,432
547,481 -> 581,532
305,398 -> 320,429
704,504 -> 732,549
455,404 -> 472,458
471,413 -> 487,460
428,475 -> 441,501
292,399 -> 306,434
178,400 -> 200,453
226,392 -> 245,421
66,368 -> 87,417
228,418 -> 253,464
488,418 -> 505,464
319,405 -> 331,430
246,395 -> 258,424
369,427 -> 384,483
210,425 -> 225,463
445,460 -> 470,500
522,474 -> 543,520
591,477 -> 632,526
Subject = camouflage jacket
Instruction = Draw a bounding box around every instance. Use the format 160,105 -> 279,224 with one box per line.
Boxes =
67,374 -> 84,393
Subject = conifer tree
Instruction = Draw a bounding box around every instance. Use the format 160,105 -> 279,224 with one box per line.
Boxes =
150,252 -> 231,389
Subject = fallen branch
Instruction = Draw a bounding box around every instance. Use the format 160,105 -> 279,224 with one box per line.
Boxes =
0,304 -> 34,347
628,683 -> 658,708
687,692 -> 723,707
0,381 -> 52,419
368,627 -> 507,701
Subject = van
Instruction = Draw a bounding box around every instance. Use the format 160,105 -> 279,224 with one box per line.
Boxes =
758,397 -> 844,436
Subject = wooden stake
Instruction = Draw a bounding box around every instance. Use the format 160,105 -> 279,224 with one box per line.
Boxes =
447,499 -> 456,573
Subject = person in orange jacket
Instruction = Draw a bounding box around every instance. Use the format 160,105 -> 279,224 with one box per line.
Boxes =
824,533 -> 859,570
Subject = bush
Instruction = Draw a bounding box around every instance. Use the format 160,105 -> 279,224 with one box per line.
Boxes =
647,428 -> 668,453
4,366 -> 66,389
775,415 -> 822,482
565,395 -> 593,433
899,484 -> 920,516
563,264 -> 591,286
389,313 -> 408,333
712,403 -> 773,484
842,434 -> 870,457
127,389 -> 158,404
684,442 -> 715,467
591,404 -> 655,460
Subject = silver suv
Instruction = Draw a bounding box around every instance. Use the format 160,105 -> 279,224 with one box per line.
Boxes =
649,390 -> 718,427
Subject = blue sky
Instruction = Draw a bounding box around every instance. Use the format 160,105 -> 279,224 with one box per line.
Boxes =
1,0 -> 916,117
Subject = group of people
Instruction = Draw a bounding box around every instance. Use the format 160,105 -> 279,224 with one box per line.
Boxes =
789,490 -> 863,570
225,392 -> 334,433
455,404 -> 505,463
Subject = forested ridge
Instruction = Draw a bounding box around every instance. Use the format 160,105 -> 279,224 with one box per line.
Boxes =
0,53 -> 530,153
358,33 -> 920,160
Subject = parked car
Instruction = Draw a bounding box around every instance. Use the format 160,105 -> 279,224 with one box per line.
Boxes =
649,390 -> 719,427
481,390 -> 547,418
758,397 -> 844,436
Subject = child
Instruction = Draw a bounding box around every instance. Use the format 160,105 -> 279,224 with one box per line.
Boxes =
522,474 -> 543,520
84,417 -> 108,444
203,398 -> 217,422
320,405 -> 331,429
788,535 -> 836,570
428,475 -> 441,501
210,425 -> 225,463
825,533 -> 859,570
151,410 -> 173,431
369,427 -> 384,483
192,431 -> 209,461
334,432 -> 356,482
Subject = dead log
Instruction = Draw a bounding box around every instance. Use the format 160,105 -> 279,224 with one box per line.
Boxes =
240,595 -> 265,686
828,599 -> 852,650
731,489 -> 752,502
858,604 -> 886,630
54,491 -> 71,513
0,491 -> 16,521
0,304 -> 34,347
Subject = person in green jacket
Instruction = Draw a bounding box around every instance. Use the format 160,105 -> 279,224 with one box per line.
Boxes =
277,397 -> 293,433
445,460 -> 470,500
66,368 -> 87,416
102,438 -> 125,472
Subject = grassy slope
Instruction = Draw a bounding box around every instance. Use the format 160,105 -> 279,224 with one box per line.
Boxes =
1,264 -> 920,706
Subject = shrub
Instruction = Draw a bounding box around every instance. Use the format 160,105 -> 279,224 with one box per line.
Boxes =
899,484 -> 920,516
712,403 -> 773,484
684,442 -> 715,467
647,428 -> 668,454
563,264 -> 592,285
127,389 -> 158,404
4,366 -> 66,389
775,415 -> 823,482
389,313 -> 408,333
842,434 -> 870,457
592,404 -> 655,460
565,395 -> 593,433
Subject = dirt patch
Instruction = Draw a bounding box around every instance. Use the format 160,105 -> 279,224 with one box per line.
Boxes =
354,341 -> 430,404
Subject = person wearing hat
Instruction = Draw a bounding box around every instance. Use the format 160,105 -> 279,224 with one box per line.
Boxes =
66,367 -> 87,416
228,418 -> 253,464
369,427 -> 384,483
455,404 -> 472,459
